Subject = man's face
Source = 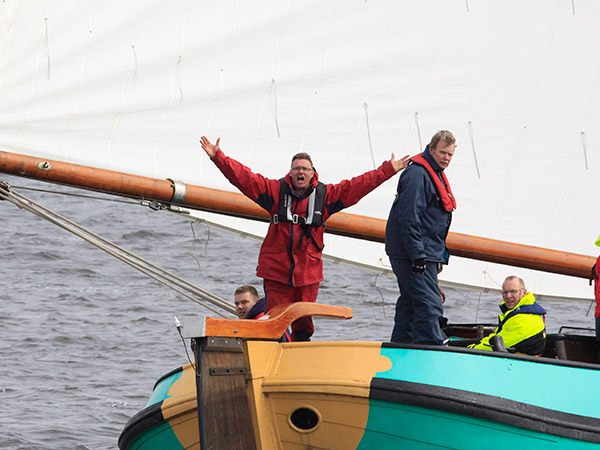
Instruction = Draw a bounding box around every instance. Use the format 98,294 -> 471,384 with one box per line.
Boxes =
289,158 -> 314,192
501,278 -> 527,310
234,292 -> 258,319
430,141 -> 455,170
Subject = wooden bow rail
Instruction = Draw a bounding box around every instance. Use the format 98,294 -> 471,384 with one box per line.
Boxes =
182,302 -> 353,340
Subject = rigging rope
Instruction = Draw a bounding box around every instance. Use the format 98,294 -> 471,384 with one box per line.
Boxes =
373,271 -> 387,320
189,221 -> 208,278
364,103 -> 376,169
415,112 -> 423,152
272,78 -> 281,137
0,181 -> 235,317
44,17 -> 51,81
468,121 -> 481,179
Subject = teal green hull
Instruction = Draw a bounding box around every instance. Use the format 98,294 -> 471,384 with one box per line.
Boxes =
120,367 -> 192,450
126,423 -> 184,450
354,345 -> 600,449
378,346 -> 598,417
358,399 -> 599,449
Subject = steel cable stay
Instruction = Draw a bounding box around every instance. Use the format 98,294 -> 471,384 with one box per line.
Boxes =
0,180 -> 235,317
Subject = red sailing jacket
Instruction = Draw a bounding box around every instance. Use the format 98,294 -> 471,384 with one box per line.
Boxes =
211,148 -> 397,286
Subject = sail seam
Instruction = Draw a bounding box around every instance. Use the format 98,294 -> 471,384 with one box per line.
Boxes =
348,0 -> 395,175
61,0 -> 99,160
487,0 -> 561,294
106,0 -> 146,169
0,2 -> 19,114
152,0 -> 192,178
404,0 -> 449,155
16,1 -> 53,151
301,0 -> 341,151
489,0 -> 561,241
206,0 -> 240,136
456,0 -> 504,183
542,60 -> 600,270
248,1 -> 290,162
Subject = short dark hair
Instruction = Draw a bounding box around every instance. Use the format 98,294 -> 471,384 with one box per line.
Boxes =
291,152 -> 314,170
234,285 -> 259,299
429,130 -> 456,150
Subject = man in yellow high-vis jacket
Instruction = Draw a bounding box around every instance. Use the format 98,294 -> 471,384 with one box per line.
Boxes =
469,276 -> 546,355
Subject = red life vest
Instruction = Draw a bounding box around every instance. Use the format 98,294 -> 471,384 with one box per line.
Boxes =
410,153 -> 456,212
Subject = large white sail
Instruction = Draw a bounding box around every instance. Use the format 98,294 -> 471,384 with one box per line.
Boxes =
1,0 -> 598,299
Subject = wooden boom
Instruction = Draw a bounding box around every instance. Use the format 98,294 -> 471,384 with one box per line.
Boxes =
0,150 -> 595,279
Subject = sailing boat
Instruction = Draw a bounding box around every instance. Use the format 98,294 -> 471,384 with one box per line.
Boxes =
1,1 -> 600,448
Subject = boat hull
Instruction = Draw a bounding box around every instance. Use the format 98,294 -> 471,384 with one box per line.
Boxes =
120,340 -> 600,449
119,364 -> 199,450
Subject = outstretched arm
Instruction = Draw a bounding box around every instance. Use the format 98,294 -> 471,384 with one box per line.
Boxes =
390,153 -> 410,173
198,135 -> 279,212
323,156 -> 406,217
200,136 -> 220,158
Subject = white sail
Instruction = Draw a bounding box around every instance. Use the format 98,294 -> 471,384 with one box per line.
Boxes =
1,0 -> 598,299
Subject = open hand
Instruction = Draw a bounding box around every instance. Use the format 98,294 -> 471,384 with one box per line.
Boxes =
200,136 -> 220,158
390,153 -> 410,173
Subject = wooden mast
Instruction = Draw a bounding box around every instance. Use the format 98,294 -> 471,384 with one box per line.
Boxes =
0,150 -> 594,279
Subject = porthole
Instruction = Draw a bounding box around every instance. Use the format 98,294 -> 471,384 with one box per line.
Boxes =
289,406 -> 321,433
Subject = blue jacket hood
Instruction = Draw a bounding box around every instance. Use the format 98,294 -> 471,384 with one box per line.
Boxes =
246,297 -> 267,320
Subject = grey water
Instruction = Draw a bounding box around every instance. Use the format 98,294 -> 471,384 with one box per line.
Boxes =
0,176 -> 594,449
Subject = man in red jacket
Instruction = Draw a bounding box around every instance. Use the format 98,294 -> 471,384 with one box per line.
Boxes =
201,136 -> 408,341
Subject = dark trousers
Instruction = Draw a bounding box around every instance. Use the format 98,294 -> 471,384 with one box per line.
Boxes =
389,258 -> 447,345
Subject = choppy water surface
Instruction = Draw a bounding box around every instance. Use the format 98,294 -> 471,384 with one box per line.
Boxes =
0,176 -> 595,449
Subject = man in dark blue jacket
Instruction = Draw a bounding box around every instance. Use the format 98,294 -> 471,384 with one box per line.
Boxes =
234,285 -> 291,342
385,130 -> 456,345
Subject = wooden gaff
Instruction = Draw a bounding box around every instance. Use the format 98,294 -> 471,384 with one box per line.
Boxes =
0,150 -> 594,279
